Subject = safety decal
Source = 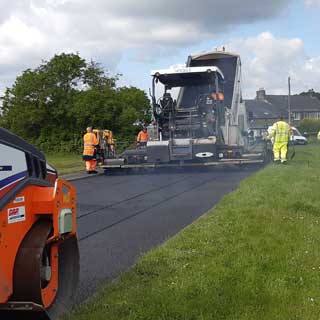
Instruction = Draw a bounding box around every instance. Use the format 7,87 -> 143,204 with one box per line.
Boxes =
8,206 -> 26,224
13,196 -> 25,204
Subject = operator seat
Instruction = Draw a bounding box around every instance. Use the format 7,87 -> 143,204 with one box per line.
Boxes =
160,92 -> 174,112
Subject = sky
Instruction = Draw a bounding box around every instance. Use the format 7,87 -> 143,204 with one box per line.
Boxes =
0,0 -> 319,98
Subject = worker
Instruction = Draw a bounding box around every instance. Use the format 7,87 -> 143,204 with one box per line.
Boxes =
83,127 -> 98,174
269,116 -> 291,164
137,127 -> 149,147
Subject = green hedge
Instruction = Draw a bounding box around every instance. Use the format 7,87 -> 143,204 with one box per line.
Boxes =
298,119 -> 320,134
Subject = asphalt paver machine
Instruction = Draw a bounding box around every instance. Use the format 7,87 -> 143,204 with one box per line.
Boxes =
104,50 -> 270,169
0,128 -> 79,320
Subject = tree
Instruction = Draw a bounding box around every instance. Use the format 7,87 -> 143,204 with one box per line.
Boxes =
83,60 -> 118,89
116,87 -> 151,138
0,53 -> 151,153
300,89 -> 320,101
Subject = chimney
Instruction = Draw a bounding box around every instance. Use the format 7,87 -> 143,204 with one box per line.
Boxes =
256,88 -> 266,101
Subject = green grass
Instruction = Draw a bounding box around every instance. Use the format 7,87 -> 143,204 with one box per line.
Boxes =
46,153 -> 83,175
66,144 -> 320,320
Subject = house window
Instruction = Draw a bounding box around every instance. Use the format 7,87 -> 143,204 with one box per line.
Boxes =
304,112 -> 320,119
293,112 -> 301,120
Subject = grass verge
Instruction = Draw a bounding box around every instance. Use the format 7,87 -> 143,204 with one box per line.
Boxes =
46,153 -> 83,175
66,144 -> 320,320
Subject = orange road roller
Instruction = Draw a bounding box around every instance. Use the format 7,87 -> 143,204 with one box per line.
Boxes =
0,128 -> 79,320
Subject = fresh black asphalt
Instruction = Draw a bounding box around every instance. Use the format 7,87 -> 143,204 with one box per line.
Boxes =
73,166 -> 260,304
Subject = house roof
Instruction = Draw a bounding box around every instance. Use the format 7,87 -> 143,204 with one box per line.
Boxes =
245,99 -> 287,119
266,95 -> 320,112
245,93 -> 320,120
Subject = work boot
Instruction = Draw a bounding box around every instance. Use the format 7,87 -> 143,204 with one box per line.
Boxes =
90,170 -> 98,174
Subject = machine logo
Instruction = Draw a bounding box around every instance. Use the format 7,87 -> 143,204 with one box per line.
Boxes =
0,166 -> 12,171
8,206 -> 26,224
195,152 -> 214,158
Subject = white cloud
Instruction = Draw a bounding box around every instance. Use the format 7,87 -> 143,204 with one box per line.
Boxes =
0,17 -> 46,64
0,0 -> 291,95
225,32 -> 320,97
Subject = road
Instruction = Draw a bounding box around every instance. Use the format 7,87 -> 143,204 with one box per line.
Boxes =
73,166 -> 260,304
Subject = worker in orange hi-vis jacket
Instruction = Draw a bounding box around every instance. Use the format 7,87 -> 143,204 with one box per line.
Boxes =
83,127 -> 99,174
136,127 -> 150,147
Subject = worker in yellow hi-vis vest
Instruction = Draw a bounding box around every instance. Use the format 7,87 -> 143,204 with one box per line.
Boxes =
268,116 -> 291,164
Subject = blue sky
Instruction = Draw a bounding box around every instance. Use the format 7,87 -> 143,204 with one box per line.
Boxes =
0,0 -> 319,98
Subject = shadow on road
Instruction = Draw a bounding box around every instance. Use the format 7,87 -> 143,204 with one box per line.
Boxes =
104,164 -> 263,176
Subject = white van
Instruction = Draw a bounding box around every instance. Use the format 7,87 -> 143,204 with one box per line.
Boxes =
291,127 -> 308,145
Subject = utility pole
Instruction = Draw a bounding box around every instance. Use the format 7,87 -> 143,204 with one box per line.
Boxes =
288,76 -> 291,125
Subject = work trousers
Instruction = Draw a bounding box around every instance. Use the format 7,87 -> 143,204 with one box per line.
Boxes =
273,142 -> 288,163
85,159 -> 97,172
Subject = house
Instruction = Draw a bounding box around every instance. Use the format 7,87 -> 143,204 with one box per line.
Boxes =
245,89 -> 320,135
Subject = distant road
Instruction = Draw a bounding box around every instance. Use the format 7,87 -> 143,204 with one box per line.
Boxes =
73,166 -> 260,304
